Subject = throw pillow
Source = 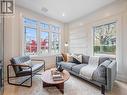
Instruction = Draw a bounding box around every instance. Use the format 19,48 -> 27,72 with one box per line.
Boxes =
61,53 -> 67,62
72,54 -> 82,64
67,53 -> 73,62
100,60 -> 111,67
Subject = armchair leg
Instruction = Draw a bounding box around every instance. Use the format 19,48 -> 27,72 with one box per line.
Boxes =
101,85 -> 105,95
7,75 -> 32,87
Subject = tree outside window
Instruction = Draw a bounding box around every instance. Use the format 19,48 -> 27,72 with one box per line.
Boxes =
93,22 -> 116,56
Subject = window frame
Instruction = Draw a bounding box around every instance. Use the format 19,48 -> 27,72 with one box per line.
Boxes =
93,22 -> 116,57
24,22 -> 38,55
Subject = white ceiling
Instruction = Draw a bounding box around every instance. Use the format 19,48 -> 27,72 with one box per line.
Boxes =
16,0 -> 117,23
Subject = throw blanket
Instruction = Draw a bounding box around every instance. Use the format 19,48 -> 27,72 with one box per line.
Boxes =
80,56 -> 99,80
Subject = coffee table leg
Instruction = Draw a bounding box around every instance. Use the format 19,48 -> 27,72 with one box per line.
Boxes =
43,82 -> 64,94
43,82 -> 51,87
56,83 -> 64,94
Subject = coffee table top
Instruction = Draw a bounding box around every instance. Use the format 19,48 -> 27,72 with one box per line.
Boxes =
42,68 -> 70,84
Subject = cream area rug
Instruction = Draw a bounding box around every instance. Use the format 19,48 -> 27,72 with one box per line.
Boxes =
4,74 -> 127,95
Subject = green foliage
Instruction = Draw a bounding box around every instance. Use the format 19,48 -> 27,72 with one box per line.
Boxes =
94,45 -> 116,54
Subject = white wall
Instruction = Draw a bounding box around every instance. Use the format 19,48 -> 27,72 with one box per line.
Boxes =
4,6 -> 65,78
68,0 -> 127,82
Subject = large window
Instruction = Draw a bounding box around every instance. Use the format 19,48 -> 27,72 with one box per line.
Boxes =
93,22 -> 116,56
24,18 -> 37,55
23,18 -> 61,55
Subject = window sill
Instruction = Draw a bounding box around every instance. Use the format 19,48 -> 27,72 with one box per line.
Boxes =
94,54 -> 116,58
30,53 -> 61,58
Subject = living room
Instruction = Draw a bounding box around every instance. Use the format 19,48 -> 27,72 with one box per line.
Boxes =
0,0 -> 127,95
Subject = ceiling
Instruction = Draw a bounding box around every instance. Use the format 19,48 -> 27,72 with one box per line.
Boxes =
16,0 -> 117,23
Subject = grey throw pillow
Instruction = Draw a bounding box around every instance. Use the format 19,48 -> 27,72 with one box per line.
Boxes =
92,60 -> 111,84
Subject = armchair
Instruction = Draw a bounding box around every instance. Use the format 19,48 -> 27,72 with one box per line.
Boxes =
7,56 -> 45,87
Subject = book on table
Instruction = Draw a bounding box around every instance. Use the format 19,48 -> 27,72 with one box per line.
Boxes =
51,69 -> 63,81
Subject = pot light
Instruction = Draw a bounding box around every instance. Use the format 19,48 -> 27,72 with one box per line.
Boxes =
41,7 -> 48,13
79,23 -> 83,26
105,13 -> 110,17
62,13 -> 65,17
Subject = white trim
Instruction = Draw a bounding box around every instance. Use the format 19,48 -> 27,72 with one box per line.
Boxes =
117,73 -> 127,83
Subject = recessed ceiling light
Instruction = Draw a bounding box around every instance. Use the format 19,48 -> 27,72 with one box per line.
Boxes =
62,13 -> 65,17
105,13 -> 110,17
41,7 -> 48,13
80,23 -> 83,26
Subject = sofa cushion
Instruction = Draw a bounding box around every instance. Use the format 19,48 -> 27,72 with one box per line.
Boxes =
72,64 -> 88,74
82,55 -> 89,63
32,63 -> 44,72
13,56 -> 30,64
57,61 -> 77,69
22,63 -> 44,75
10,56 -> 31,73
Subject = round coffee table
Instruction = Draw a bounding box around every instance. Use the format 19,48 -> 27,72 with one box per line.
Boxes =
42,69 -> 70,94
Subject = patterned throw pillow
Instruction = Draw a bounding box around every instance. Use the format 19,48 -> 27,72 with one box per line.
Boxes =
72,54 -> 82,64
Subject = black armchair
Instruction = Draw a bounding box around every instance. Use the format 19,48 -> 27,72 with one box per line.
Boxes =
7,56 -> 45,87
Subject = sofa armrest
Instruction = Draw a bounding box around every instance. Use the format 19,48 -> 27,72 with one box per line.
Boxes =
106,60 -> 117,91
56,55 -> 63,66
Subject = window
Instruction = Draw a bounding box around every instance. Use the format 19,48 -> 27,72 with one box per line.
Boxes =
41,23 -> 50,30
40,32 -> 49,54
23,18 -> 61,55
51,25 -> 60,53
52,32 -> 59,53
93,22 -> 116,56
24,18 -> 37,27
24,18 -> 37,55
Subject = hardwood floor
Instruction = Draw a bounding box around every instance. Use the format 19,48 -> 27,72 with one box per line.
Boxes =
3,74 -> 127,95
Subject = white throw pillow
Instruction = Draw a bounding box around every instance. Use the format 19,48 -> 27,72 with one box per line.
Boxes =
72,54 -> 82,63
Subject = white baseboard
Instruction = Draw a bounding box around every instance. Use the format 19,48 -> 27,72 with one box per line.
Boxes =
117,74 -> 127,83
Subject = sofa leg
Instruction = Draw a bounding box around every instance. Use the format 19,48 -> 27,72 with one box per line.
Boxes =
101,85 -> 105,95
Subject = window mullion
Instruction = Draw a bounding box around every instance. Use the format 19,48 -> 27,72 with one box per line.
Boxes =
49,28 -> 52,54
37,22 -> 40,55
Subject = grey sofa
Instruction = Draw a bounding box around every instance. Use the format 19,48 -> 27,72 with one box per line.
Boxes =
56,54 -> 117,91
